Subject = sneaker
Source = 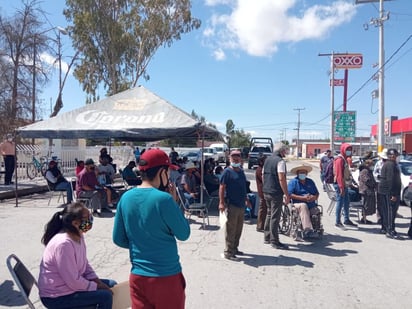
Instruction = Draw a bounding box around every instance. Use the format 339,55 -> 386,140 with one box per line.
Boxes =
335,223 -> 346,230
264,240 -> 270,244
101,208 -> 112,213
386,230 -> 400,240
223,254 -> 239,261
271,242 -> 289,250
379,228 -> 387,234
344,220 -> 358,227
235,250 -> 244,256
256,228 -> 264,233
107,203 -> 114,208
304,230 -> 319,239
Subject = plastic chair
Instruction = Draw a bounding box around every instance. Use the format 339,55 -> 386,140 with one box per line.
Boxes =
6,254 -> 39,309
324,182 -> 337,215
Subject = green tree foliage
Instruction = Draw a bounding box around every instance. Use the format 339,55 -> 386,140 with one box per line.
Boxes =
64,0 -> 201,100
225,119 -> 250,148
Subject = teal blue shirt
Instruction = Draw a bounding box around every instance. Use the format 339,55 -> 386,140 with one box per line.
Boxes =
113,187 -> 190,277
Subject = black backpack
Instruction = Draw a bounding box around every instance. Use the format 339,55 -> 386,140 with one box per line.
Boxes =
324,158 -> 335,184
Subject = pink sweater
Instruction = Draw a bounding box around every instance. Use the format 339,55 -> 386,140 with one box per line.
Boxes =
38,232 -> 98,298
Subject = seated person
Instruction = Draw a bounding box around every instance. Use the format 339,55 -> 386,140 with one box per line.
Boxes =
204,166 -> 219,196
75,160 -> 85,177
76,158 -> 113,213
180,161 -> 200,204
122,161 -> 142,186
38,202 -> 116,309
45,160 -> 73,204
214,165 -> 223,180
97,155 -> 115,185
168,164 -> 182,187
287,164 -> 320,239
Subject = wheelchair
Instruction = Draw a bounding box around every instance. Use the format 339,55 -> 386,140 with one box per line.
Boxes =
279,203 -> 324,240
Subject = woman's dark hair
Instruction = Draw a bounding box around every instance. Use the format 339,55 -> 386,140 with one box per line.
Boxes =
41,202 -> 85,246
139,165 -> 168,181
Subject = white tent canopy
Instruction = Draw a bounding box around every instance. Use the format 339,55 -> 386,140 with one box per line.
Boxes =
17,86 -> 221,141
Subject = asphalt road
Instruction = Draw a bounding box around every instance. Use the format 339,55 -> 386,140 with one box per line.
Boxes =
1,159 -> 411,309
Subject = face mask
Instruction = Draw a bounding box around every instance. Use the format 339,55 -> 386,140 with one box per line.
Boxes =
7,138 -> 12,142
158,169 -> 169,191
396,156 -> 400,163
298,173 -> 306,180
345,150 -> 352,156
79,216 -> 93,233
231,162 -> 241,168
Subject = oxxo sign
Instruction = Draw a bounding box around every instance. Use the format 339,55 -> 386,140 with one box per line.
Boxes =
333,54 -> 363,69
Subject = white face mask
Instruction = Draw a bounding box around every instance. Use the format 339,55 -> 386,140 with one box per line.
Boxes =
7,138 -> 12,142
396,156 -> 400,164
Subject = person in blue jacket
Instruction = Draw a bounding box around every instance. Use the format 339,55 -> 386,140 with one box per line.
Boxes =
112,148 -> 190,309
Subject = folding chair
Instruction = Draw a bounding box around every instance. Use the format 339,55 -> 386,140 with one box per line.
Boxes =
6,254 -> 39,309
324,182 -> 337,215
46,181 -> 66,206
177,187 -> 210,229
7,254 -> 99,309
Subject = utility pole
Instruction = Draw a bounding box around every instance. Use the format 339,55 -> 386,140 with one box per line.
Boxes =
319,52 -> 337,152
294,107 -> 305,158
356,0 -> 389,152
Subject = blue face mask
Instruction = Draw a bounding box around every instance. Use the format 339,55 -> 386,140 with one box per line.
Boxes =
345,150 -> 352,156
231,162 -> 241,168
298,173 -> 306,180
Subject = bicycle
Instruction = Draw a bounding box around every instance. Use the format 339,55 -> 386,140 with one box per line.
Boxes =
26,155 -> 48,179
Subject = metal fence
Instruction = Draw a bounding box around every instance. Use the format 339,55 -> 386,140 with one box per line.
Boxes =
1,145 -> 135,182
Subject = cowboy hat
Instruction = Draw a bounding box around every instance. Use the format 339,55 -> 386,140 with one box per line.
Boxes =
378,148 -> 388,160
290,164 -> 313,174
184,161 -> 197,170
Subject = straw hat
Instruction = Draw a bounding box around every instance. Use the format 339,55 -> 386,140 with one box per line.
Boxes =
378,148 -> 388,160
290,164 -> 313,174
184,161 -> 197,170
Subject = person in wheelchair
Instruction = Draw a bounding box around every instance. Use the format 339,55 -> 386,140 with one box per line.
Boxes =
287,164 -> 320,239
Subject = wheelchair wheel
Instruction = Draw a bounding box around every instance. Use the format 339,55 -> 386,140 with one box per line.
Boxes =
278,204 -> 291,235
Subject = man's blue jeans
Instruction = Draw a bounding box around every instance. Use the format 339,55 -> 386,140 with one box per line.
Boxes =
40,279 -> 116,309
55,181 -> 73,203
334,185 -> 349,224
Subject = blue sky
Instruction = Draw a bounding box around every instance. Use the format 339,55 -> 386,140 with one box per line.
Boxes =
1,0 -> 412,143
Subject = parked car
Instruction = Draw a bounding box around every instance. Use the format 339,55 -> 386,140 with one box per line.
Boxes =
209,143 -> 229,163
352,160 -> 412,206
180,150 -> 201,163
202,147 -> 219,162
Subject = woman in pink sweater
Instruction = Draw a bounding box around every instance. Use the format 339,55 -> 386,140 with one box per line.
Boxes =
38,202 -> 116,309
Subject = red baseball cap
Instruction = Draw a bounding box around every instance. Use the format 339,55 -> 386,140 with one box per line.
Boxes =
138,149 -> 170,171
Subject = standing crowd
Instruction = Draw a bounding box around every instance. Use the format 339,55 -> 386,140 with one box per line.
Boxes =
28,142 -> 412,308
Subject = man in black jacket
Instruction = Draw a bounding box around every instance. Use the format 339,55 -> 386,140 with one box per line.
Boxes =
377,148 -> 401,239
262,143 -> 290,249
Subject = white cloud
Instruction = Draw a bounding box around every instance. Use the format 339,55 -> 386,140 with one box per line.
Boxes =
40,52 -> 69,75
213,48 -> 226,61
203,0 -> 356,59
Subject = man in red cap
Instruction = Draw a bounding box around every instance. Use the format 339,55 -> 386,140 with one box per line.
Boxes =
219,149 -> 250,261
113,148 -> 190,308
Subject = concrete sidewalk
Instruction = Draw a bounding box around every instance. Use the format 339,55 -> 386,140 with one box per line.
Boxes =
1,160 -> 412,308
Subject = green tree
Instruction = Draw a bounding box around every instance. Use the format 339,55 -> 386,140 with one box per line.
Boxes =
64,0 -> 201,100
226,119 -> 235,136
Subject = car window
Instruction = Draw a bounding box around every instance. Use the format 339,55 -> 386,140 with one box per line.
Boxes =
252,146 -> 271,153
400,162 -> 412,176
